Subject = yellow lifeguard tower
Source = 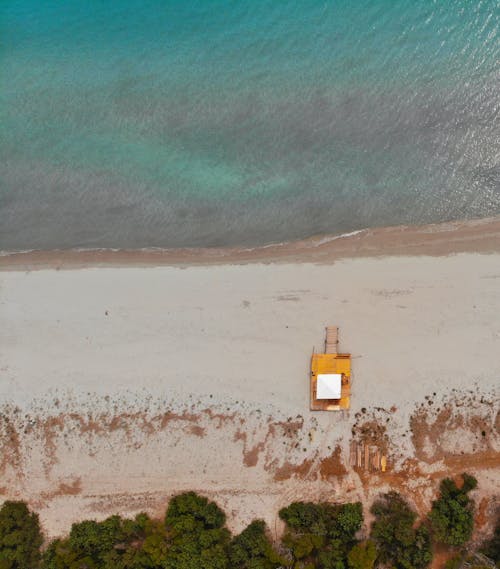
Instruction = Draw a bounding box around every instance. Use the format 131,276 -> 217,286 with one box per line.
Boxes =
310,326 -> 351,411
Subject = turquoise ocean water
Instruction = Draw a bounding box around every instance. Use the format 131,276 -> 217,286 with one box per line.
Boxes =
1,1 -> 499,250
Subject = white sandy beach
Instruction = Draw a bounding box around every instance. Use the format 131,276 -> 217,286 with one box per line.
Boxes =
1,252 -> 499,539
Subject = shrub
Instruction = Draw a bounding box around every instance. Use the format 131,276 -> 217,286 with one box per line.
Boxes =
429,474 -> 477,547
230,520 -> 282,569
480,515 -> 500,562
164,492 -> 230,569
347,541 -> 376,569
370,492 -> 432,569
42,512 -> 167,569
444,554 -> 463,569
279,501 -> 362,542
279,501 -> 363,568
0,501 -> 43,569
165,492 -> 226,533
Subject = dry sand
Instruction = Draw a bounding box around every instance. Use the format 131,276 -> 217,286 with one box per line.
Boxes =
1,234 -> 499,541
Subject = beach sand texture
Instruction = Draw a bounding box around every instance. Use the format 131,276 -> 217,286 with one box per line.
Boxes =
1,252 -> 499,539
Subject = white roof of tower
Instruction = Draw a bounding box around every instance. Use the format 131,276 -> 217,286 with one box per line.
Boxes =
316,373 -> 342,399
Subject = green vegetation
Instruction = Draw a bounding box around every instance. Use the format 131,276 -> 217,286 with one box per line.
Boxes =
42,512 -> 168,569
279,501 -> 363,568
0,501 -> 43,569
230,520 -> 283,569
347,541 -> 376,569
480,515 -> 500,564
370,492 -> 432,569
163,492 -> 230,569
429,474 -> 477,547
0,474 -> 495,569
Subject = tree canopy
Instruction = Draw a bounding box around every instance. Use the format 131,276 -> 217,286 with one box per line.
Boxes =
429,474 -> 477,547
42,512 -> 168,569
0,476 -> 491,569
229,520 -> 283,569
370,492 -> 432,569
163,492 -> 230,569
0,501 -> 43,569
347,541 -> 377,569
279,501 -> 363,568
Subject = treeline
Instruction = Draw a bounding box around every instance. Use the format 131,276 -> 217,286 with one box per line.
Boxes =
0,473 -> 498,569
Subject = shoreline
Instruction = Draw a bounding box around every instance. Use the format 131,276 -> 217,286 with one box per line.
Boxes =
2,216 -> 500,270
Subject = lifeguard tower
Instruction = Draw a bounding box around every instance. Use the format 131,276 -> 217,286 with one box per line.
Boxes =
310,327 -> 351,411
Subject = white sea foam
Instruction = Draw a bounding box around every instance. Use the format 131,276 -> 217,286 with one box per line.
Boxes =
311,229 -> 367,247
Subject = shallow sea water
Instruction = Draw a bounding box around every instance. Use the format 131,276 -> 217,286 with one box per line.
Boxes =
1,0 -> 499,249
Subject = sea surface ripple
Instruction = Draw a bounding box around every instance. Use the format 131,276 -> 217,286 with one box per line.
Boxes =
1,0 -> 499,249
